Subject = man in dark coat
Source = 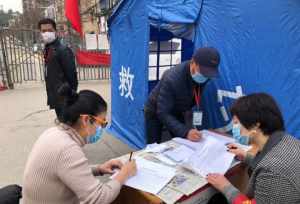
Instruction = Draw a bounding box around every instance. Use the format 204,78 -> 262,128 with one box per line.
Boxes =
145,47 -> 220,144
38,18 -> 78,119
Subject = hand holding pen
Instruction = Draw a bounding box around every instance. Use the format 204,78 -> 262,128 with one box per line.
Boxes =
226,143 -> 247,161
113,151 -> 137,184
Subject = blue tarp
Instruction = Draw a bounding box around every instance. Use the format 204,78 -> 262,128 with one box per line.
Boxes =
195,0 -> 300,138
108,0 -> 149,149
108,0 -> 300,149
147,0 -> 202,24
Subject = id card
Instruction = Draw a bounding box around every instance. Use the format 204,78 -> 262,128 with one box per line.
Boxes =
193,111 -> 203,126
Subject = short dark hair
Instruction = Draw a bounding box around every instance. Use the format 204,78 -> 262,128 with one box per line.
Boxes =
38,18 -> 56,30
57,84 -> 107,125
230,93 -> 285,135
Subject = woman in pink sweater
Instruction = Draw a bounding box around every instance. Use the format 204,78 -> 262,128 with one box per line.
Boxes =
22,86 -> 137,204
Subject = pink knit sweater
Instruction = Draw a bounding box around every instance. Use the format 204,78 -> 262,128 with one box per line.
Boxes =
22,124 -> 121,204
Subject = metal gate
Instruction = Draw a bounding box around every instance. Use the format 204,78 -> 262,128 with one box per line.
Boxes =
0,28 -> 44,88
0,28 -> 111,89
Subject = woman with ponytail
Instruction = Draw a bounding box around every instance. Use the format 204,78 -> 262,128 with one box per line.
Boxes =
22,84 -> 137,204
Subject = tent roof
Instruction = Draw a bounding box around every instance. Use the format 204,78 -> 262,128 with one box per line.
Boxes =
109,0 -> 202,25
108,0 -> 202,40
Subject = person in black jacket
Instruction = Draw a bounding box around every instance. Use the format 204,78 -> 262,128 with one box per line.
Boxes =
145,47 -> 220,144
38,18 -> 78,119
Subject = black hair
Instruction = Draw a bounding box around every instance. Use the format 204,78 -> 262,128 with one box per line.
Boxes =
57,83 -> 107,126
230,93 -> 285,135
38,18 -> 57,30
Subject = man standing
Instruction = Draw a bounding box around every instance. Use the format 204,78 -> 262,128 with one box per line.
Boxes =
145,47 -> 220,144
38,18 -> 78,118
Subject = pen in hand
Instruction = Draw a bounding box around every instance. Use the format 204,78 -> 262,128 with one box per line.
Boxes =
129,152 -> 133,161
225,143 -> 238,150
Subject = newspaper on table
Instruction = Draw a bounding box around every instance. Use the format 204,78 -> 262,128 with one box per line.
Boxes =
157,186 -> 184,204
167,167 -> 208,196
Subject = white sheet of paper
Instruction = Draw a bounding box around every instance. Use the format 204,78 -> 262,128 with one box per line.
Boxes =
174,130 -> 235,177
154,154 -> 177,166
201,130 -> 235,145
144,143 -> 169,153
163,145 -> 194,163
118,158 -> 176,195
184,140 -> 235,177
172,137 -> 201,150
85,34 -> 98,50
173,130 -> 235,150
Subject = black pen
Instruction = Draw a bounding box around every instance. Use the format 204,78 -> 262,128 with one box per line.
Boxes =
129,152 -> 133,161
225,143 -> 238,150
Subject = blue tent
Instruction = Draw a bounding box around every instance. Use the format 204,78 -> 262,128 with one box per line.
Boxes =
108,0 -> 300,149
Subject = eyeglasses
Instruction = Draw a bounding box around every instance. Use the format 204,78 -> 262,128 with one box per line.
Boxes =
91,115 -> 108,128
81,114 -> 108,128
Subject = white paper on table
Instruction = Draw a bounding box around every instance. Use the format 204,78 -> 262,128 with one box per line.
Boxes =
173,130 -> 235,151
201,130 -> 235,145
173,137 -> 198,150
203,130 -> 252,151
184,140 -> 235,177
113,157 -> 176,195
154,154 -> 177,166
173,130 -> 235,177
144,143 -> 170,153
163,145 -> 194,163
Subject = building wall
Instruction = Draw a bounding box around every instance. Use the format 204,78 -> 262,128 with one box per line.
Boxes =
80,0 -> 99,34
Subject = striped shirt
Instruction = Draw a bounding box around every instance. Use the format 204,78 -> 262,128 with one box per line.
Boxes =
22,124 -> 121,204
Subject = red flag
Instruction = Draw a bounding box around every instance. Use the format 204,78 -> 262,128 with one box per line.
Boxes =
65,0 -> 82,37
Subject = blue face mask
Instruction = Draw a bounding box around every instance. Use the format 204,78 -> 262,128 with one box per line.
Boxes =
232,123 -> 249,145
192,72 -> 208,84
87,126 -> 104,144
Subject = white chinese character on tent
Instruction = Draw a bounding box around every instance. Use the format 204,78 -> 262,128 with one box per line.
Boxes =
119,66 -> 134,100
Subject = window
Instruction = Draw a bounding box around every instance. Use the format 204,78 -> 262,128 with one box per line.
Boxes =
148,38 -> 182,81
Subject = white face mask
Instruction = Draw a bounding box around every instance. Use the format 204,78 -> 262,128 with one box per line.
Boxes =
41,32 -> 56,44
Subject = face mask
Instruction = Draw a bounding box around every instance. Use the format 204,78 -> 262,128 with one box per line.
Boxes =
232,123 -> 249,145
192,72 -> 208,84
86,126 -> 104,144
41,32 -> 56,44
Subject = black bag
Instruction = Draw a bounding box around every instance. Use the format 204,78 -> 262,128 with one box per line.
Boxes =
0,185 -> 22,204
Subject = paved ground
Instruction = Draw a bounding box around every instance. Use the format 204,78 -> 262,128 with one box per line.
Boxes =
0,80 -> 133,187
